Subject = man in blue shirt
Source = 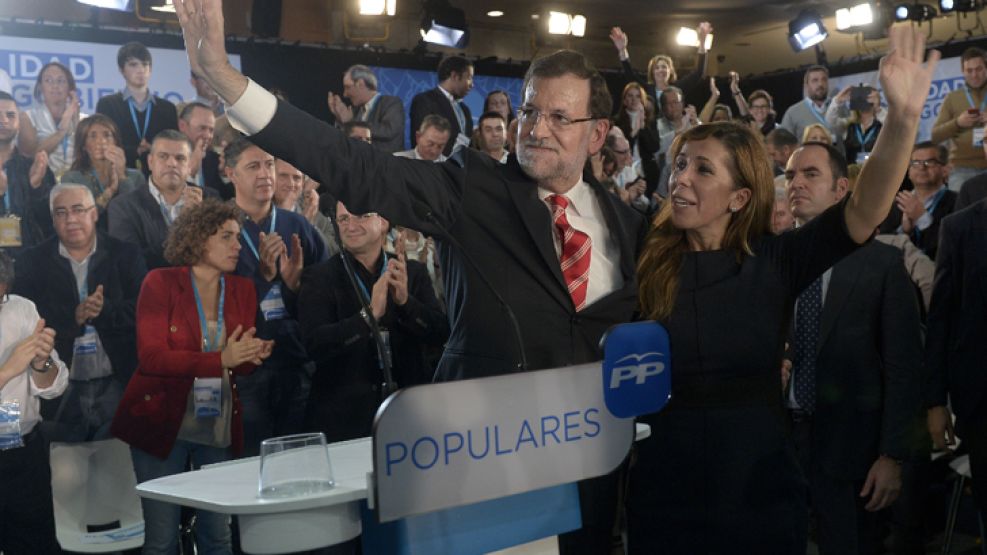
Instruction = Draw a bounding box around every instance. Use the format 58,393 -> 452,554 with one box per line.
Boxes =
224,137 -> 328,455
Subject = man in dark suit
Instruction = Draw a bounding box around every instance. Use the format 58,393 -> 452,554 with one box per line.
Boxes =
955,140 -> 987,210
181,9 -> 645,550
107,130 -> 207,268
327,65 -> 406,154
926,199 -> 987,533
786,142 -> 923,554
95,42 -> 179,173
178,101 -> 226,197
13,183 -> 146,441
409,56 -> 474,157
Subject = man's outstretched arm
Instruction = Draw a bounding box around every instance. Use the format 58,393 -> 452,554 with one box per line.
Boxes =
175,0 -> 248,106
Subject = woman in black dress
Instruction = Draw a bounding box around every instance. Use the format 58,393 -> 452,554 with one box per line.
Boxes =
626,27 -> 939,553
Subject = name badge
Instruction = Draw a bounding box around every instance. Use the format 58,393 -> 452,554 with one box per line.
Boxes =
0,399 -> 23,450
856,152 -> 870,164
260,283 -> 287,321
974,127 -> 985,148
73,325 -> 99,356
0,216 -> 22,248
193,377 -> 222,418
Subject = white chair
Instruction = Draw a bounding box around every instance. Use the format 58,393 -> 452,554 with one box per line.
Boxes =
49,439 -> 144,553
941,454 -> 986,555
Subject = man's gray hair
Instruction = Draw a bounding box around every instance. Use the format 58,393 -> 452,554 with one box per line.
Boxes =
774,186 -> 788,202
346,65 -> 378,91
49,182 -> 96,213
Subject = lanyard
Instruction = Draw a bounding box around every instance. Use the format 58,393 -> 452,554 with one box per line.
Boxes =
354,251 -> 388,303
190,268 -> 225,353
912,187 -> 948,243
240,206 -> 277,260
804,98 -> 828,126
853,123 -> 878,150
126,97 -> 153,141
61,133 -> 70,162
89,170 -> 105,195
2,190 -> 9,215
159,198 -> 179,226
964,87 -> 987,113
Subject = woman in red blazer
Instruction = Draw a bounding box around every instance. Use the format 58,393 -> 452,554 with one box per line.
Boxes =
112,199 -> 272,555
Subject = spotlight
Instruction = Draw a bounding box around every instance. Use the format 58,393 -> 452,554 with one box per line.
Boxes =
76,0 -> 131,9
675,27 -> 714,50
836,3 -> 875,32
894,3 -> 912,19
941,0 -> 980,11
547,11 -> 587,37
420,0 -> 469,48
359,0 -> 396,16
788,10 -> 829,52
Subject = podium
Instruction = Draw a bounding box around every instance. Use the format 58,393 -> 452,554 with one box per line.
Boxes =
137,324 -> 670,554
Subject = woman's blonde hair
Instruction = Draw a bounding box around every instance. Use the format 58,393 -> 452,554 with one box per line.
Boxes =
637,122 -> 774,321
647,55 -> 677,86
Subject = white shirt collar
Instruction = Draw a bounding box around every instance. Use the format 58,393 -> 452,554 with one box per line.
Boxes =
538,178 -> 592,217
438,85 -> 456,103
57,236 -> 97,266
148,177 -> 184,207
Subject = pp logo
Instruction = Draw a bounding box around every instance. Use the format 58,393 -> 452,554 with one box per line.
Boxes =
601,322 -> 671,418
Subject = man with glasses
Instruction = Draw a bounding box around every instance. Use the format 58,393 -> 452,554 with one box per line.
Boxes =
178,4 -> 645,550
0,91 -> 56,256
13,183 -> 146,442
297,201 -> 448,443
887,142 -> 957,260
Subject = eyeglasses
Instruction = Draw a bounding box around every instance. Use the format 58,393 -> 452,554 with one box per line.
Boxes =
750,103 -> 771,110
909,159 -> 942,168
43,77 -> 68,87
52,205 -> 95,220
336,212 -> 378,225
516,106 -> 597,131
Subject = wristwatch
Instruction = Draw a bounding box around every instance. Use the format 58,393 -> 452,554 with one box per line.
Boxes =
30,357 -> 53,373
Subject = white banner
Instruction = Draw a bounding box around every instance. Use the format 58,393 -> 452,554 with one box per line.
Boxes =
830,55 -> 962,142
0,36 -> 240,112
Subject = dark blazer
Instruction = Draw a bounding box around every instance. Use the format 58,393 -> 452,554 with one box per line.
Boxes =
926,200 -> 987,420
1,150 -> 56,254
12,233 -> 147,384
621,52 -> 708,106
409,87 -> 472,157
250,99 -> 647,382
111,267 -> 257,459
298,253 -> 449,441
956,172 -> 987,212
878,188 -> 957,260
106,183 -> 219,269
358,94 -> 405,154
807,242 -> 923,479
200,149 -> 234,200
95,93 -> 179,173
613,115 -> 661,198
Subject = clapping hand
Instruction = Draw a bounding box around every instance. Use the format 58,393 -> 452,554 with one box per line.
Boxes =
29,151 -> 48,189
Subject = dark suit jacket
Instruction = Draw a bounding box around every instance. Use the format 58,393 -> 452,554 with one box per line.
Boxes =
409,87 -> 472,157
358,94 -> 405,154
200,149 -> 234,200
613,115 -> 661,198
956,172 -> 987,212
95,93 -> 179,173
878,188 -> 957,260
12,233 -> 147,384
807,242 -> 923,479
111,267 -> 257,459
926,200 -> 987,420
298,253 -> 449,441
620,52 -> 708,106
250,99 -> 647,382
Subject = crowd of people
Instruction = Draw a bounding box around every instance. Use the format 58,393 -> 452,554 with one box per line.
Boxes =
0,1 -> 982,553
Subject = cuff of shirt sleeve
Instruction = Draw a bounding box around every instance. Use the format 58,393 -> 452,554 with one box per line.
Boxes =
227,79 -> 278,136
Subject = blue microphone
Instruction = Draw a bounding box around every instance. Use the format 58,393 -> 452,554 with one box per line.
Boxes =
600,321 -> 672,418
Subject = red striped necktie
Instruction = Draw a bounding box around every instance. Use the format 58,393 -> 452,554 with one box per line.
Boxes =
547,194 -> 592,311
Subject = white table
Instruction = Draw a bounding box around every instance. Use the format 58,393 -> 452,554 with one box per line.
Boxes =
136,424 -> 652,554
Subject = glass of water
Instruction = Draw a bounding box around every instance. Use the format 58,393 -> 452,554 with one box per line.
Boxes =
258,432 -> 335,498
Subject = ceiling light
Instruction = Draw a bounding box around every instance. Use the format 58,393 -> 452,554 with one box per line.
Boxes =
359,0 -> 397,16
787,10 -> 829,52
76,0 -> 131,9
940,0 -> 980,11
547,11 -> 587,36
675,26 -> 714,50
420,0 -> 468,47
151,0 -> 174,12
897,2 -> 938,19
487,10 -> 504,17
836,3 -> 875,31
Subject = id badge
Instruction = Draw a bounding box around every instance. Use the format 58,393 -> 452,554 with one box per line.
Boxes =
856,152 -> 870,164
193,377 -> 222,418
260,283 -> 287,321
73,325 -> 99,356
0,399 -> 24,450
455,132 -> 471,149
973,127 -> 985,147
71,325 -> 112,381
0,216 -> 22,247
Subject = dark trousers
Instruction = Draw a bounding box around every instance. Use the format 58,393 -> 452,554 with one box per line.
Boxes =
557,464 -> 623,555
0,429 -> 61,555
236,362 -> 312,457
792,412 -> 883,555
958,401 -> 987,525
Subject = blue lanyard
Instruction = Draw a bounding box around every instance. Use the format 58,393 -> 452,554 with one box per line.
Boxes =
2,189 -> 9,215
126,97 -> 153,141
190,269 -> 225,353
853,123 -> 877,150
804,98 -> 828,126
240,206 -> 277,260
912,187 -> 948,243
159,198 -> 178,226
354,251 -> 388,303
90,170 -> 105,195
61,133 -> 70,161
964,87 -> 987,112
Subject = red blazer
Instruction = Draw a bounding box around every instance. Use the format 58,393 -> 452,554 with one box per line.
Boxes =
111,266 -> 258,459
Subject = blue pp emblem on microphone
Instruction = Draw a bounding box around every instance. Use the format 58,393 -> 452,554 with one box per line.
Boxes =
601,321 -> 671,418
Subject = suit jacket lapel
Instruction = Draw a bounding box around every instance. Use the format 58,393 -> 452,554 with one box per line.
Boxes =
502,161 -> 571,309
817,257 -> 861,352
586,177 -> 635,285
137,186 -> 169,242
176,269 -> 203,345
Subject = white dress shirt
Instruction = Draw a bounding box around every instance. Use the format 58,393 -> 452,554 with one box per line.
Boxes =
148,177 -> 184,224
538,180 -> 623,309
0,295 -> 68,436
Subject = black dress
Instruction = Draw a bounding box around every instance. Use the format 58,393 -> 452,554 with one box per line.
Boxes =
627,198 -> 861,553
